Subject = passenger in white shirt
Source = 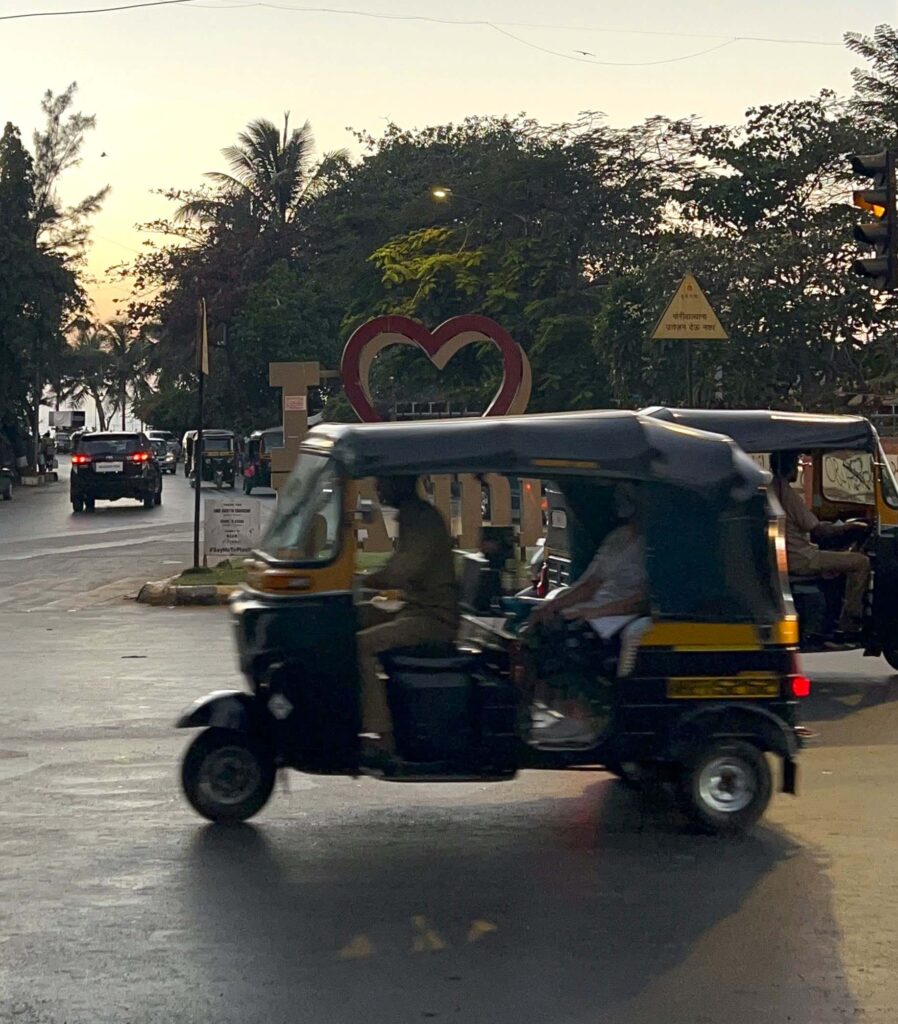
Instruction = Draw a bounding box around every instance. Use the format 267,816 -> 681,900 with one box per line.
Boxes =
529,483 -> 647,747
531,483 -> 647,633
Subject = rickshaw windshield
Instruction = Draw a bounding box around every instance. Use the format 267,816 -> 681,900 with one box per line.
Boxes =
878,442 -> 898,509
202,436 -> 234,453
260,454 -> 342,564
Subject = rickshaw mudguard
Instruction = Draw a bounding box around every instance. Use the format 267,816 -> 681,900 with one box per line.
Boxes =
176,690 -> 267,733
666,702 -> 799,793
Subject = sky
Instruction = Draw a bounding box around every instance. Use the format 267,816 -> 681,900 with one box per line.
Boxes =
1,0 -> 894,318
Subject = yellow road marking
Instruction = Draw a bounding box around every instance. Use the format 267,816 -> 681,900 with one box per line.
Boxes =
338,935 -> 374,959
411,916 -> 447,953
467,919 -> 498,942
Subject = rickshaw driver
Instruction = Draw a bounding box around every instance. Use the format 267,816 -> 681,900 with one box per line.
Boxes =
770,451 -> 870,637
357,476 -> 459,760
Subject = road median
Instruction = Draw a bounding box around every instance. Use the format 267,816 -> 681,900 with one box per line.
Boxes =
137,563 -> 244,606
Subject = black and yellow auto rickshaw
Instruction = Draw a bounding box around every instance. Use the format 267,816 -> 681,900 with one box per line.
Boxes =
176,411 -> 807,834
644,408 -> 898,667
242,426 -> 283,494
184,429 -> 237,489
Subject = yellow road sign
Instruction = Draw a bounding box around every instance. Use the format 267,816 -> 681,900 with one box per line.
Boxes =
651,273 -> 728,341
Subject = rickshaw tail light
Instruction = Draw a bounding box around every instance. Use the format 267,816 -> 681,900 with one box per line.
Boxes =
791,675 -> 811,698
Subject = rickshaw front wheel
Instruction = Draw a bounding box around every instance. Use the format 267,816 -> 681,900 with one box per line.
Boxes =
181,727 -> 276,824
678,740 -> 772,836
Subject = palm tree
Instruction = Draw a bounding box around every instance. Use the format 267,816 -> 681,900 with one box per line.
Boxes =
60,321 -> 112,430
176,114 -> 345,229
102,319 -> 151,430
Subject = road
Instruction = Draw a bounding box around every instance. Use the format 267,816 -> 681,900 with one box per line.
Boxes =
0,457 -> 277,611
1,467 -> 897,1023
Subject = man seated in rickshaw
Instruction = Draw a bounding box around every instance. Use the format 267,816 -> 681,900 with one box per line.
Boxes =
358,476 -> 459,761
770,451 -> 870,638
528,482 -> 648,745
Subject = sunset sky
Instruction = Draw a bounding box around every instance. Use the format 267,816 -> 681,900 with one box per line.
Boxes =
2,0 -> 892,319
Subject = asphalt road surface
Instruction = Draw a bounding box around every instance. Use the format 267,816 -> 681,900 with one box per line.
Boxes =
1,468 -> 897,1023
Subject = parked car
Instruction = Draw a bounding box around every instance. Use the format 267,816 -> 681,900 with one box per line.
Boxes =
70,431 -> 162,512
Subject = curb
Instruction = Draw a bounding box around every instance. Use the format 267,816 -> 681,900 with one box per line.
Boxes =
136,578 -> 237,606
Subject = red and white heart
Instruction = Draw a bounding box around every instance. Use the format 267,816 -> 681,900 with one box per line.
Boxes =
341,314 -> 531,423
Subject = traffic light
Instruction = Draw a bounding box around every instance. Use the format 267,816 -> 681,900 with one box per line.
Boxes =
850,150 -> 897,291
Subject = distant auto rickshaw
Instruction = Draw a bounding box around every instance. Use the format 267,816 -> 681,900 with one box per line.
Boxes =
242,426 -> 283,494
183,429 -> 237,489
177,411 -> 807,835
644,408 -> 898,668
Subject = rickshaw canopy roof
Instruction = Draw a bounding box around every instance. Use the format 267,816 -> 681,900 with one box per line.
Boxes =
301,411 -> 768,493
248,426 -> 283,441
642,407 -> 877,453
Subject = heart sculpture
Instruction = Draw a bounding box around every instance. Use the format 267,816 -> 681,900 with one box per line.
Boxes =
341,314 -> 531,423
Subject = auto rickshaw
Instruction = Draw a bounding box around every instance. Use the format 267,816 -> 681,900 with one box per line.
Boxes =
177,411 -> 807,834
242,426 -> 283,494
183,429 -> 237,489
644,408 -> 898,668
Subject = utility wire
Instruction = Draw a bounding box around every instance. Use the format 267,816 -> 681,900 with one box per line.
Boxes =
489,23 -> 738,66
0,0 -> 845,65
0,0 -> 191,19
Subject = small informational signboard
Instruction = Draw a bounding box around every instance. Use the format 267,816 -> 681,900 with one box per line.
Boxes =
204,499 -> 261,562
284,395 -> 307,412
650,273 -> 728,341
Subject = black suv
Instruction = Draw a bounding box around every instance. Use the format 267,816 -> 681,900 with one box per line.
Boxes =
70,432 -> 163,512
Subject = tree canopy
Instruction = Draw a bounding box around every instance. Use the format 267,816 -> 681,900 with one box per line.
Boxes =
118,25 -> 898,433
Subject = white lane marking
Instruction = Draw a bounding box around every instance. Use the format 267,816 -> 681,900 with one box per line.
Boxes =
0,532 -> 194,561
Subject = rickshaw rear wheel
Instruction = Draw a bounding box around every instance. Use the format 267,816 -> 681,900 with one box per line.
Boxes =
677,740 -> 771,836
181,727 -> 276,824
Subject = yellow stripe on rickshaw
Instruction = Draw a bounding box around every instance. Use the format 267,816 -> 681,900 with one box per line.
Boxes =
639,622 -> 761,650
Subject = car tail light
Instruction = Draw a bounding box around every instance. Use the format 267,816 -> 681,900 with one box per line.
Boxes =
791,675 -> 811,698
129,451 -> 151,462
71,453 -> 91,465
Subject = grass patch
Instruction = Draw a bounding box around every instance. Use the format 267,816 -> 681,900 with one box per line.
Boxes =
173,563 -> 247,587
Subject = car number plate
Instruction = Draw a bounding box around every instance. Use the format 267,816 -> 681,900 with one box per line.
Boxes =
95,462 -> 123,473
666,674 -> 780,699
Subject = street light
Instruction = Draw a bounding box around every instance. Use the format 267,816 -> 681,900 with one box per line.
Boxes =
429,185 -> 529,234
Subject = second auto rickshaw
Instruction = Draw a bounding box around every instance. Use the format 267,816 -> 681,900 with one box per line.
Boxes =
177,411 -> 807,835
645,408 -> 898,668
242,426 -> 283,494
183,429 -> 237,489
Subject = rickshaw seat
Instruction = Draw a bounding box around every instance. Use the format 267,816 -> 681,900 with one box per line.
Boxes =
381,644 -> 474,672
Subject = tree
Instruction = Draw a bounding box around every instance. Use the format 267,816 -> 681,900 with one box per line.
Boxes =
102,319 -> 151,429
176,114 -> 335,232
846,25 -> 898,140
58,321 -> 112,430
0,86 -> 105,465
0,123 -> 36,423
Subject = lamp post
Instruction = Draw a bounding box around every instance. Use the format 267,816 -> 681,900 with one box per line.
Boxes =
430,186 -> 529,235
